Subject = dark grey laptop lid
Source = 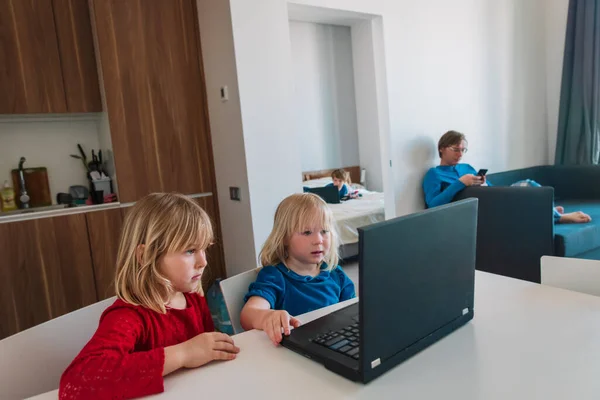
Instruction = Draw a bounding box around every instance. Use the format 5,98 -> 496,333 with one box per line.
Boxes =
358,199 -> 477,381
306,186 -> 340,204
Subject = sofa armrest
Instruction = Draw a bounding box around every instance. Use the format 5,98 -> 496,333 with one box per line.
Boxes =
453,186 -> 555,283
486,166 -> 549,187
548,165 -> 600,200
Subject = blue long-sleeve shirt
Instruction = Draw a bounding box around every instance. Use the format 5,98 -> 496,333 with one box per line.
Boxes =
423,165 -> 561,222
423,164 -> 484,208
244,263 -> 356,316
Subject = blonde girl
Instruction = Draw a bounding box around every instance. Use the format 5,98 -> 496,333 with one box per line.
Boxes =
240,193 -> 356,346
60,193 -> 239,399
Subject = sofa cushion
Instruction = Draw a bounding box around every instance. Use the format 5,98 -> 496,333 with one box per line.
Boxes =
554,201 -> 600,257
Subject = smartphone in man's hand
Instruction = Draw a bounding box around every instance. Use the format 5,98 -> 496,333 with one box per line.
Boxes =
477,169 -> 488,177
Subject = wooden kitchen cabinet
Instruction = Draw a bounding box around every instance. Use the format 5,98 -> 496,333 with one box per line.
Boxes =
91,0 -> 215,202
0,0 -> 66,114
0,0 -> 101,114
85,207 -> 123,300
0,196 -> 225,338
52,0 -> 102,112
0,213 -> 98,340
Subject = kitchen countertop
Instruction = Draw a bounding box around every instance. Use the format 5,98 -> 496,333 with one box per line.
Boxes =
0,193 -> 212,224
0,202 -> 123,224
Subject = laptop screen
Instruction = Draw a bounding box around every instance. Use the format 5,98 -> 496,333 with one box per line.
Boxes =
358,199 -> 477,378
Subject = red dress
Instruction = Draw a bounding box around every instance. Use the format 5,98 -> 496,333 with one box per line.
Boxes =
59,292 -> 215,399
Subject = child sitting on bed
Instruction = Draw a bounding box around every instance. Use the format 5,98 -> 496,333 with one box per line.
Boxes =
240,193 -> 356,346
327,169 -> 358,200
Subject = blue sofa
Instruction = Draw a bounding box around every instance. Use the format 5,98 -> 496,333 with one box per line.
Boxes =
453,165 -> 600,283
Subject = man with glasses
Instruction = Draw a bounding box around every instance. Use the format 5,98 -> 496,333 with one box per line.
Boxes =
422,130 -> 591,223
422,130 -> 484,208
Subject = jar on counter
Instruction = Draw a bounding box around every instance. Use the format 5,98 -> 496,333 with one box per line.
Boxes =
0,180 -> 17,212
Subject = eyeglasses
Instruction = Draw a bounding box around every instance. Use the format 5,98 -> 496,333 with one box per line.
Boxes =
449,147 -> 468,154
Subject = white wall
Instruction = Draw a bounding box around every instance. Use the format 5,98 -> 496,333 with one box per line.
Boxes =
350,18 -> 387,193
0,115 -> 101,204
228,0 -> 304,264
289,21 -> 360,172
196,0 -> 559,275
544,0 -> 569,163
382,0 -> 550,215
226,0 -> 551,218
196,0 -> 258,277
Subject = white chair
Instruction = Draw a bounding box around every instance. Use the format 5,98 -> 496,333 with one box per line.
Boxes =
220,268 -> 261,334
0,296 -> 116,399
541,256 -> 600,296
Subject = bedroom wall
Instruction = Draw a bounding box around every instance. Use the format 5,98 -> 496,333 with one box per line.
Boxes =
350,17 -> 389,194
289,21 -> 360,172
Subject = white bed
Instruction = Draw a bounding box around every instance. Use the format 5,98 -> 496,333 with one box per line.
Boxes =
302,177 -> 385,246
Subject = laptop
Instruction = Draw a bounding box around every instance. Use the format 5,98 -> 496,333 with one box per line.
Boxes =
281,198 -> 478,383
305,185 -> 341,204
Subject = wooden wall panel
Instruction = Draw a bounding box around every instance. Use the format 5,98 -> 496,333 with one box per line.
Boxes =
0,214 -> 97,339
86,208 -> 123,300
194,195 -> 226,289
91,0 -> 215,202
53,0 -> 102,112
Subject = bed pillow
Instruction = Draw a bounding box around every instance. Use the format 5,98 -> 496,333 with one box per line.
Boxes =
302,177 -> 334,188
350,183 -> 366,190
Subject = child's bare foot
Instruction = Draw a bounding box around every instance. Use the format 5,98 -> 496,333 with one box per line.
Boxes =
559,211 -> 592,224
555,206 -> 565,214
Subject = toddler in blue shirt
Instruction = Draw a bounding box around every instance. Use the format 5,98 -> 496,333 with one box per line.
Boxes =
241,193 -> 356,345
326,168 -> 359,199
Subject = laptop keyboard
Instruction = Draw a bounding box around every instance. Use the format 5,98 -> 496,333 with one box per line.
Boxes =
310,322 -> 360,359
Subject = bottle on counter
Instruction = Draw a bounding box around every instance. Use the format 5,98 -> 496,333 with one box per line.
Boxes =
0,180 -> 17,212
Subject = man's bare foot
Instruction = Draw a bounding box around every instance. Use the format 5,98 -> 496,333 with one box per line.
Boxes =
559,211 -> 592,224
555,206 -> 565,214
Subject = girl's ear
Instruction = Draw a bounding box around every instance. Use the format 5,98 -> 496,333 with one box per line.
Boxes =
283,244 -> 289,259
136,244 -> 146,266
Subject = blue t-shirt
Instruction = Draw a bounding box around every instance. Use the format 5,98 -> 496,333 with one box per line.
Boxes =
244,263 -> 356,316
326,182 -> 349,198
422,164 -> 492,208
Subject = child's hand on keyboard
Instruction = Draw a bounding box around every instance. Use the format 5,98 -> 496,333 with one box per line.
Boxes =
261,310 -> 301,346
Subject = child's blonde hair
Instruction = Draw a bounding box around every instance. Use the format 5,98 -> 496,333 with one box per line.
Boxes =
115,192 -> 213,313
331,169 -> 351,184
260,193 -> 340,271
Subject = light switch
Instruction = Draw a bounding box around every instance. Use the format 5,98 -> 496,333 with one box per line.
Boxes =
220,86 -> 229,102
229,186 -> 241,201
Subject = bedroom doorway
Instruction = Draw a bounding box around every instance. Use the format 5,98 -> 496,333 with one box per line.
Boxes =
288,4 -> 395,259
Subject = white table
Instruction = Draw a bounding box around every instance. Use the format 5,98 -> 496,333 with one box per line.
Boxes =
29,271 -> 600,400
